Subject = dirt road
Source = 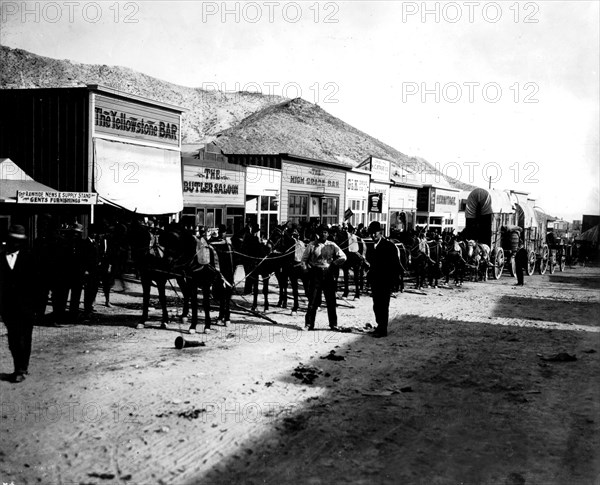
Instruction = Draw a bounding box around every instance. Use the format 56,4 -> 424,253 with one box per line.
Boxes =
1,266 -> 599,485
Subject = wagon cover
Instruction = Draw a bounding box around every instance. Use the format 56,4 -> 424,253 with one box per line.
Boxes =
465,188 -> 513,218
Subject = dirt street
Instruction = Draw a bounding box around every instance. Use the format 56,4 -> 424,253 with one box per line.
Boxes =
1,265 -> 599,485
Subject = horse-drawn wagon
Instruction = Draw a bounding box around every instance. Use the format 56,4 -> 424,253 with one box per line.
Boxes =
465,188 -> 517,280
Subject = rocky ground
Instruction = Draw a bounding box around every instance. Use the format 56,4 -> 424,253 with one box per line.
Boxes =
1,265 -> 599,485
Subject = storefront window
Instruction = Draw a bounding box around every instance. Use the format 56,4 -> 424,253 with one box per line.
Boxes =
321,197 -> 339,226
288,193 -> 309,225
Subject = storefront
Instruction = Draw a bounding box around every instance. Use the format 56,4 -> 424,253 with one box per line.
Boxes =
181,150 -> 245,235
416,177 -> 460,234
280,154 -> 348,227
0,85 -> 185,236
225,154 -> 282,237
345,168 -> 370,228
357,156 -> 393,234
388,175 -> 421,235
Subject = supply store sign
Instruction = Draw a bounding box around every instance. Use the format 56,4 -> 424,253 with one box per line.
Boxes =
17,191 -> 98,204
183,164 -> 244,206
370,157 -> 391,182
93,94 -> 180,148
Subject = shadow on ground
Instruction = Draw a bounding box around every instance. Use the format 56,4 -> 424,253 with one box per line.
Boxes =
492,295 -> 600,327
186,315 -> 599,485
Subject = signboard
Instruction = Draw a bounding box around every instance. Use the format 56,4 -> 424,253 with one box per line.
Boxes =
368,193 -> 383,213
346,172 -> 370,196
283,163 -> 345,192
344,208 -> 354,220
17,191 -> 98,204
429,188 -> 437,212
93,94 -> 181,148
183,163 -> 244,206
370,157 -> 391,182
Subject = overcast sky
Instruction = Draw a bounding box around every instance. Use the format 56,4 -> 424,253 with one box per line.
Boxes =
1,0 -> 598,222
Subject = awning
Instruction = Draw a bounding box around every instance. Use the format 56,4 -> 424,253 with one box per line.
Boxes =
576,224 -> 599,244
94,138 -> 183,215
0,158 -> 58,202
465,188 -> 513,218
512,193 -> 538,228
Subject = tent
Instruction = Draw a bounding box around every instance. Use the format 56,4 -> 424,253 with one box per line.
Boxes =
0,158 -> 57,202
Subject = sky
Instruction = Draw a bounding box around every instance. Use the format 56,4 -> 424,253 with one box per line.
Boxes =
1,0 -> 598,222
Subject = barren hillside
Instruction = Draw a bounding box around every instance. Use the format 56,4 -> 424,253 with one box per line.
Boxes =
0,45 -> 476,190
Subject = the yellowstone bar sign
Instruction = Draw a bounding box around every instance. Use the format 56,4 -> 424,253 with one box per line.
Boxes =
93,94 -> 180,148
17,191 -> 98,204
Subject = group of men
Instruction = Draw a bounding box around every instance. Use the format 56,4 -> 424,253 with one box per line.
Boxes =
0,220 -> 125,383
301,220 -> 401,338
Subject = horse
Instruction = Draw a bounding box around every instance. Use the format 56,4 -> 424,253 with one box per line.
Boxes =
463,240 -> 490,282
167,226 -> 222,334
442,238 -> 467,286
269,225 -> 309,315
427,238 -> 445,287
331,225 -> 367,300
233,224 -> 284,313
128,221 -> 171,328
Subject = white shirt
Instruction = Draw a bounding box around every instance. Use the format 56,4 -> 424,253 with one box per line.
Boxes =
6,250 -> 19,270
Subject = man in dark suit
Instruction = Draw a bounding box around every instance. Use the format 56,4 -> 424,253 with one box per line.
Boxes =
515,240 -> 528,286
0,225 -> 36,382
366,221 -> 401,338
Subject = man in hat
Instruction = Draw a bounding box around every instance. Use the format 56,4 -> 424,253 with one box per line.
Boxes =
210,224 -> 234,326
515,239 -> 528,286
366,220 -> 401,337
302,224 -> 346,331
0,225 -> 36,382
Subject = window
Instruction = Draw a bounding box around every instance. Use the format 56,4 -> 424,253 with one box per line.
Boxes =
321,197 -> 339,226
288,193 -> 309,225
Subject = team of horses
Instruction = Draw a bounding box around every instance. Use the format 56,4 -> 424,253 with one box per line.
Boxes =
123,221 -> 492,331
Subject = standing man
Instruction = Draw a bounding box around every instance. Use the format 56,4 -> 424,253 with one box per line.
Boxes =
366,221 -> 401,338
0,225 -> 36,382
515,240 -> 528,286
302,224 -> 346,331
210,224 -> 234,326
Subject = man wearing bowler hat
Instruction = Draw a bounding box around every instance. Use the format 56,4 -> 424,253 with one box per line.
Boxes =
0,225 -> 36,382
366,221 -> 401,337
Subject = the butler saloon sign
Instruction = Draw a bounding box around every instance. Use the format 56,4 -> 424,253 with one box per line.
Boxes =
368,192 -> 383,213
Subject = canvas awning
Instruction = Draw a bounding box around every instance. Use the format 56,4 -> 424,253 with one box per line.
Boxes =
576,224 -> 599,244
93,138 -> 183,215
512,193 -> 538,228
465,188 -> 514,218
0,158 -> 58,202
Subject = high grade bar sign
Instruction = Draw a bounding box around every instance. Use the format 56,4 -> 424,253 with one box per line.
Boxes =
17,191 -> 98,204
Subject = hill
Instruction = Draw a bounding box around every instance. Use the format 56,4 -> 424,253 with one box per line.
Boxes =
0,45 -> 476,190
0,45 -> 285,143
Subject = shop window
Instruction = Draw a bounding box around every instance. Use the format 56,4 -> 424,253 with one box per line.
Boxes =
321,197 -> 338,226
288,193 -> 309,225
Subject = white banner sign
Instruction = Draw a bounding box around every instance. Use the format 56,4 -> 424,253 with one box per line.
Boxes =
17,191 -> 98,204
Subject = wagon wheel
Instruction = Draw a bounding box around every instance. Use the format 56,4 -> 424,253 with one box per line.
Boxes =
493,247 -> 504,280
538,244 -> 549,275
509,254 -> 516,278
526,250 -> 536,276
549,249 -> 556,274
